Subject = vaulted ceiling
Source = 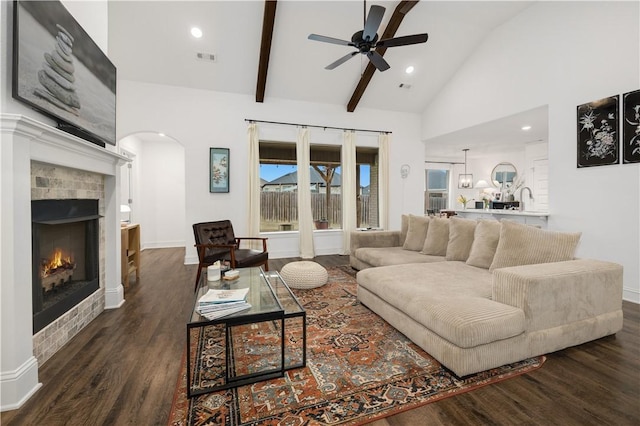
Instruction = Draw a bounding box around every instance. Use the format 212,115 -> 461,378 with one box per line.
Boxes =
108,1 -> 532,114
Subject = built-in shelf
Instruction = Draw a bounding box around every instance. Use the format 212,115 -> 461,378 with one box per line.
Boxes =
121,223 -> 141,288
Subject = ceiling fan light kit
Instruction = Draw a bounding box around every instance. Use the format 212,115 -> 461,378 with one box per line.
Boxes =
308,2 -> 428,72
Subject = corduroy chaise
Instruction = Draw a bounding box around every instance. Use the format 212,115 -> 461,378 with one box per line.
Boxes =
352,216 -> 624,376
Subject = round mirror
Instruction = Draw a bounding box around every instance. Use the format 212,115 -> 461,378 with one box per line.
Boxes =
491,162 -> 517,189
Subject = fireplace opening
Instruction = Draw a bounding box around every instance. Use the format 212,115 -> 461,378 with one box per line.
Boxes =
32,199 -> 100,333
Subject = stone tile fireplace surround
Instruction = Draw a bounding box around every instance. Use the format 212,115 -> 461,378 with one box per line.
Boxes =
30,164 -> 104,364
1,114 -> 127,411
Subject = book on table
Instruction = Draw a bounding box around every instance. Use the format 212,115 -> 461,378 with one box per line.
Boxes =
198,288 -> 249,304
197,303 -> 251,320
196,287 -> 250,319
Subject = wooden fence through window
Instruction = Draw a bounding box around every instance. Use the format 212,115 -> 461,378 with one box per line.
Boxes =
261,192 -> 371,226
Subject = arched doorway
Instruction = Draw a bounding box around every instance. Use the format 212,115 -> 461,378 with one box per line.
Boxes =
118,132 -> 186,249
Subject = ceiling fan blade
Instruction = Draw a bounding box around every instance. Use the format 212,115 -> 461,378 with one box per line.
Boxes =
325,51 -> 359,70
367,51 -> 390,72
308,34 -> 353,46
376,33 -> 429,48
362,5 -> 385,42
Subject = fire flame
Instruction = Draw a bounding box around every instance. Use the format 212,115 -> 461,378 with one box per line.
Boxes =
42,249 -> 74,278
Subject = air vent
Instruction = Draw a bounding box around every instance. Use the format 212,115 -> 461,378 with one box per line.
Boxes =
399,83 -> 412,89
196,52 -> 216,62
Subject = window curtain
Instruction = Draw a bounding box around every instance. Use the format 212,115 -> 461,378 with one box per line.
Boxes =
378,133 -> 390,230
341,130 -> 357,255
296,127 -> 315,258
247,122 -> 261,249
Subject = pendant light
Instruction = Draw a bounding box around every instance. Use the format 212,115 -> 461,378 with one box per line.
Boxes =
458,148 -> 473,189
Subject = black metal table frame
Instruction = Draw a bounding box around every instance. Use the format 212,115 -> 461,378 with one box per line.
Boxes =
186,269 -> 306,398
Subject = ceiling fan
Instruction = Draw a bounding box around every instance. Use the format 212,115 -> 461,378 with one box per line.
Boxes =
308,1 -> 429,72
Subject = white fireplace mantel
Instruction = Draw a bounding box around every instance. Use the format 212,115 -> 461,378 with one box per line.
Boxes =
0,114 -> 128,411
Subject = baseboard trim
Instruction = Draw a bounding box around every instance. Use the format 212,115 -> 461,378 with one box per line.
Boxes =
142,241 -> 185,250
104,285 -> 125,309
623,287 -> 639,304
0,356 -> 42,412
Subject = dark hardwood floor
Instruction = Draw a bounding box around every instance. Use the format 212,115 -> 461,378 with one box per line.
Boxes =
2,248 -> 638,425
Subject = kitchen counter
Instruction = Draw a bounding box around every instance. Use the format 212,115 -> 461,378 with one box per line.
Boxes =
455,209 -> 548,217
454,209 -> 549,227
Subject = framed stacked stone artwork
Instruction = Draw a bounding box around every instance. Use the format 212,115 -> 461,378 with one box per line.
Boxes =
12,0 -> 117,147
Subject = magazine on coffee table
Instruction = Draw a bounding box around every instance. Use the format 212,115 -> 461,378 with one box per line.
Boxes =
198,288 -> 249,305
197,300 -> 248,313
197,303 -> 251,320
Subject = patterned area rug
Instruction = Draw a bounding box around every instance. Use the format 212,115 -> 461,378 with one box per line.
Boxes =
169,267 -> 544,425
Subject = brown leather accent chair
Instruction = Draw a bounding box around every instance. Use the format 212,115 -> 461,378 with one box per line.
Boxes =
192,220 -> 268,291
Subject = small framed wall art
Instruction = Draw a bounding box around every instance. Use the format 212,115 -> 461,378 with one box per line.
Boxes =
577,95 -> 619,168
209,148 -> 229,193
622,89 -> 640,164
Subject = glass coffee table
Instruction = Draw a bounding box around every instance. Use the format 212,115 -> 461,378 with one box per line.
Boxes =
186,267 -> 306,398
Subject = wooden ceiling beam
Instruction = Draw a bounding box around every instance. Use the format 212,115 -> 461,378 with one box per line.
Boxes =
346,0 -> 419,112
256,0 -> 277,103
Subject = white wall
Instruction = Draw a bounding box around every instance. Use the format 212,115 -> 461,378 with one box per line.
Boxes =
116,80 -> 423,263
119,133 -> 186,249
421,1 -> 640,302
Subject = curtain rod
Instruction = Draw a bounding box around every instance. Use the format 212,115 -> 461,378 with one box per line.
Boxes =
245,118 -> 391,135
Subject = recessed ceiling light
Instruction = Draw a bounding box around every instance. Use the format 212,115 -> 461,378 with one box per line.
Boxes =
521,125 -> 532,131
405,66 -> 415,74
191,27 -> 203,38
158,133 -> 165,137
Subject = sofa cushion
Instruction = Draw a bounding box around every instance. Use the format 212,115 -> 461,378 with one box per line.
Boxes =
357,262 -> 524,347
445,217 -> 477,261
357,262 -> 493,302
402,215 -> 430,251
421,217 -> 450,256
400,214 -> 409,246
354,247 -> 445,267
466,220 -> 501,269
489,220 -> 582,271
411,297 -> 526,348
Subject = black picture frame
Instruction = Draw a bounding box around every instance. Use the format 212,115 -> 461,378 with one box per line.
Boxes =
577,95 -> 619,168
622,89 -> 640,164
209,148 -> 229,193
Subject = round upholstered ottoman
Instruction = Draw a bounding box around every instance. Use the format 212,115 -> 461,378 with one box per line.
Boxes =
280,261 -> 328,289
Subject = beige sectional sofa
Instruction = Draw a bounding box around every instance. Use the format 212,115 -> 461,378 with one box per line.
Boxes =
351,215 -> 624,376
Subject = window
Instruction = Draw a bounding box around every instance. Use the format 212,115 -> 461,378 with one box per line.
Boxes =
356,147 -> 379,228
259,142 -> 298,232
258,142 -> 343,231
425,169 -> 449,214
259,142 -> 377,232
310,145 -> 341,229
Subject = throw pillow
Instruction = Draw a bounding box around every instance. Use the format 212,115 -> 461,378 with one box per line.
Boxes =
421,217 -> 450,256
400,214 -> 409,246
445,217 -> 477,261
402,215 -> 430,251
466,220 -> 502,269
489,220 -> 581,271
